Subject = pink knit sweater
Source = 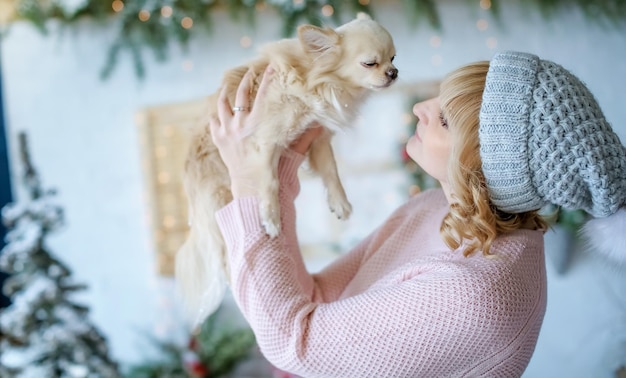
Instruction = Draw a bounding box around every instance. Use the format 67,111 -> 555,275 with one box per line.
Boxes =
216,150 -> 547,378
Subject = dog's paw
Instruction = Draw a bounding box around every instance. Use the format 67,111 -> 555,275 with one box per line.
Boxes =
329,197 -> 352,220
259,202 -> 281,238
262,220 -> 281,238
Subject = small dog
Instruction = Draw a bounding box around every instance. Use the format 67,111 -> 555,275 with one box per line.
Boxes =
177,13 -> 398,326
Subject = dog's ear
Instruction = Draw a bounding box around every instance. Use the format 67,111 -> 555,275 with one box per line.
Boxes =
297,25 -> 340,55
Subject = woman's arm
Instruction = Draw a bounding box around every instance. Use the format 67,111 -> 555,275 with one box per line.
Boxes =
216,196 -> 544,377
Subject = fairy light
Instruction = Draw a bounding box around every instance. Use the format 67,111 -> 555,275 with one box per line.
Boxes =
321,5 -> 334,17
255,2 -> 266,11
359,0 -> 370,5
163,215 -> 176,229
182,60 -> 193,71
161,6 -> 173,18
476,19 -> 488,31
240,36 -> 252,48
480,0 -> 491,10
158,171 -> 170,184
111,0 -> 124,12
155,230 -> 164,243
138,9 -> 150,22
293,0 -> 304,5
181,17 -> 193,29
155,145 -> 167,158
429,35 -> 441,48
401,112 -> 413,125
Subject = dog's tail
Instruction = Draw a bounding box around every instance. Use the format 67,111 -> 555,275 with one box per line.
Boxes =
175,222 -> 227,328
175,117 -> 231,328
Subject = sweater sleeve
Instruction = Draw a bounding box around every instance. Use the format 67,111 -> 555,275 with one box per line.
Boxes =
215,154 -> 545,377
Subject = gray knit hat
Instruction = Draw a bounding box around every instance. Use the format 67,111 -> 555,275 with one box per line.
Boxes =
479,51 -> 626,218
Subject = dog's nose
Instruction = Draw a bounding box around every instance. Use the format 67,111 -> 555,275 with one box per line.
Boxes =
387,68 -> 398,80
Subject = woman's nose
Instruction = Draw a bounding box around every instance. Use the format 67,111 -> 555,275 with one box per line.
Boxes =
413,102 -> 426,121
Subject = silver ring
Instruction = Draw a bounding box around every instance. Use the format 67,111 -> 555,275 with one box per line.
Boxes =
232,106 -> 248,112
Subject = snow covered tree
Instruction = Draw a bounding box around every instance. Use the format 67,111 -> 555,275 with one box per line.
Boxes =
0,132 -> 120,377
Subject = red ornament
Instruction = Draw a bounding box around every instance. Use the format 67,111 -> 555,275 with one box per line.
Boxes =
188,360 -> 209,377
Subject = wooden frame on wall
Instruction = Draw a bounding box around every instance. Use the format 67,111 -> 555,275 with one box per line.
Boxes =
136,98 -> 207,276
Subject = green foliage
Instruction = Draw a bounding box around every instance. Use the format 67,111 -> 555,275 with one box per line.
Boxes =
124,309 -> 256,378
9,0 -> 626,79
7,0 -> 626,79
541,204 -> 589,234
0,132 -> 120,378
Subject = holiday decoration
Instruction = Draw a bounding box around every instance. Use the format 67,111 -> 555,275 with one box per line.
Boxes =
2,0 -> 624,79
136,98 -> 206,276
125,306 -> 256,378
0,132 -> 120,377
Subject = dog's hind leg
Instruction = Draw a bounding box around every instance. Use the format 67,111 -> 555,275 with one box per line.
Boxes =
307,131 -> 352,220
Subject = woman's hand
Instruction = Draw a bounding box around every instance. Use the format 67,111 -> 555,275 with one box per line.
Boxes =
209,65 -> 323,197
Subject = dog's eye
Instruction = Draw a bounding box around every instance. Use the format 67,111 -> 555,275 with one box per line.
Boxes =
391,55 -> 396,63
361,62 -> 378,68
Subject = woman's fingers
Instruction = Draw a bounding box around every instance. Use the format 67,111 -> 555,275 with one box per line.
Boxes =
234,69 -> 253,114
208,115 -> 221,144
216,85 -> 233,124
254,65 -> 274,111
290,124 -> 324,154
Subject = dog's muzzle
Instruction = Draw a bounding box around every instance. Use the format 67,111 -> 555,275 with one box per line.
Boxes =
386,68 -> 398,80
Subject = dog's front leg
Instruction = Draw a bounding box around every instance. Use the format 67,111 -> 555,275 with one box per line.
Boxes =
308,131 -> 352,220
257,143 -> 283,237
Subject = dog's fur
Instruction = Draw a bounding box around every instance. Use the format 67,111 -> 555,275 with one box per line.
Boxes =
177,13 -> 398,326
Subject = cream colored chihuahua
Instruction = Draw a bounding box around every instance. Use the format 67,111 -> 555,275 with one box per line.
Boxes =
177,13 -> 398,326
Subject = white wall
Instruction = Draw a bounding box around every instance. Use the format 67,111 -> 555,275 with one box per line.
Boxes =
1,1 -> 625,376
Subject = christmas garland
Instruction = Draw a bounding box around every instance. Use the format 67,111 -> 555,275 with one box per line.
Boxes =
5,0 -> 626,79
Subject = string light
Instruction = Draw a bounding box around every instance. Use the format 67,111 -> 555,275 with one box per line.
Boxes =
429,35 -> 441,48
321,5 -> 334,17
155,146 -> 167,158
161,6 -> 173,18
182,60 -> 194,71
138,10 -> 150,22
476,19 -> 488,31
163,215 -> 176,229
240,36 -> 252,48
111,0 -> 124,12
479,0 -> 491,10
158,171 -> 171,184
401,112 -> 413,125
181,17 -> 193,29
359,0 -> 370,5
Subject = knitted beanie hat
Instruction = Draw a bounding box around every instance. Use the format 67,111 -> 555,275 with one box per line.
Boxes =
479,51 -> 626,218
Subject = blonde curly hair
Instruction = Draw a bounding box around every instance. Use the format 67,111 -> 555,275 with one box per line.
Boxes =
438,61 -> 548,257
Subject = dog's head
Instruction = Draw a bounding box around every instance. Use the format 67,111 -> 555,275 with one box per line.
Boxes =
297,13 -> 398,91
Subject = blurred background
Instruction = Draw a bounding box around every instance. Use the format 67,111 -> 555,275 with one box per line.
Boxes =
0,0 -> 625,377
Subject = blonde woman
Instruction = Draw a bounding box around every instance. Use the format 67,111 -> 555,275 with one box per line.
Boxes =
207,51 -> 626,377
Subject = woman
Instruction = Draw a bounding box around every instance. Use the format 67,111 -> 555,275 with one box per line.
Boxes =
208,51 -> 626,377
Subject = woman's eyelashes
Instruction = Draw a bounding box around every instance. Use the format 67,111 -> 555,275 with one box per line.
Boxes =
439,112 -> 449,129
